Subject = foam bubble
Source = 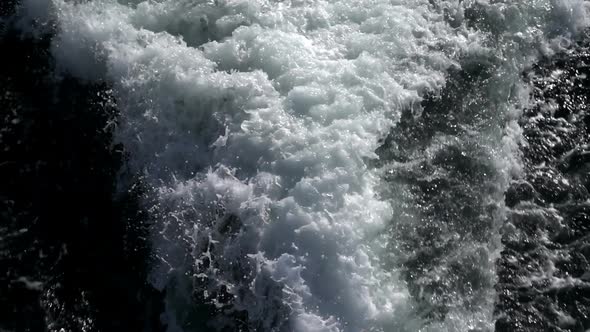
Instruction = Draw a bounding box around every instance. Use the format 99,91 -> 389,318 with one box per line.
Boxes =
27,0 -> 590,330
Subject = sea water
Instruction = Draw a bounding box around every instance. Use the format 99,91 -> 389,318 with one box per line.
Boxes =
17,0 -> 590,330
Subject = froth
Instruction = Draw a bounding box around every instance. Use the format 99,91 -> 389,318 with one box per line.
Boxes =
31,0 -> 590,330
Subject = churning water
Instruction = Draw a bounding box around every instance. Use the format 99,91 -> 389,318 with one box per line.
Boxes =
6,0 -> 590,331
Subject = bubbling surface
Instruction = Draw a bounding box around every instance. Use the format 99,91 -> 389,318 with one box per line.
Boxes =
25,0 -> 590,330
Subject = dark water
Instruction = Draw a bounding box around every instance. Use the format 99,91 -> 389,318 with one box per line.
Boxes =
0,4 -> 164,331
375,60 -> 506,328
2,1 -> 590,331
496,31 -> 590,332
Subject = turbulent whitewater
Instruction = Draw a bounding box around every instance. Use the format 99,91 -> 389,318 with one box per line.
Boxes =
16,0 -> 590,331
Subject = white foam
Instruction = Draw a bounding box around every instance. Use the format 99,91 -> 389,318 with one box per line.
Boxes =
24,0 -> 590,330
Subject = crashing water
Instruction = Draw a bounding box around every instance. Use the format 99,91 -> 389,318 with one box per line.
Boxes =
7,0 -> 590,331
